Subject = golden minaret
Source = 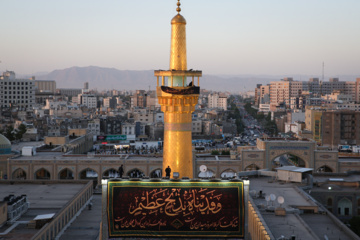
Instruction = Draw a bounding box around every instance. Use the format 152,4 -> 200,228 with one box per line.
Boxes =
154,0 -> 202,178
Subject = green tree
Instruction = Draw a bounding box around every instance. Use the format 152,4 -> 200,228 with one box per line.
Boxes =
211,150 -> 220,155
4,126 -> 15,141
14,124 -> 27,141
266,112 -> 271,122
221,150 -> 230,155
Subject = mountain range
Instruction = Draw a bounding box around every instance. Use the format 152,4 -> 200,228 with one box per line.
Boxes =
29,66 -> 359,92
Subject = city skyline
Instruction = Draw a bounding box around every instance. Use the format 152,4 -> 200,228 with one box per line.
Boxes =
1,0 -> 360,77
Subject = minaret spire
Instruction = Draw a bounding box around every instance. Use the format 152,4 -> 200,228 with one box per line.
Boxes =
154,1 -> 202,178
177,0 -> 181,14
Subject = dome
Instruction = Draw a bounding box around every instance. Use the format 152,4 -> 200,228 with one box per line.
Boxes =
171,14 -> 186,24
0,134 -> 11,155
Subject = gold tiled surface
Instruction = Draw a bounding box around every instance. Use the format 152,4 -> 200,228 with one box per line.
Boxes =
160,95 -> 197,178
170,18 -> 187,71
163,130 -> 193,178
164,122 -> 192,131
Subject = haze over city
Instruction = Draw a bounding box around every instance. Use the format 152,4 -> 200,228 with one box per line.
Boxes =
1,0 -> 360,79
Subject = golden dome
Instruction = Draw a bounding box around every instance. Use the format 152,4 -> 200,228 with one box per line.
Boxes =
171,14 -> 186,24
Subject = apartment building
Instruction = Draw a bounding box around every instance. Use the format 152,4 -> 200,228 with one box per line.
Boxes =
208,93 -> 227,110
0,71 -> 35,110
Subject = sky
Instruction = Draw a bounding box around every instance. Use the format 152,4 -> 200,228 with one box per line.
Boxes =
1,0 -> 360,77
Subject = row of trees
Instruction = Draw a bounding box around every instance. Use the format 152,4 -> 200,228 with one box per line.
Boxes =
244,103 -> 278,135
0,124 -> 27,142
227,96 -> 245,134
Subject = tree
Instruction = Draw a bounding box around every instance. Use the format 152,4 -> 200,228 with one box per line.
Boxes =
211,150 -> 220,155
4,126 -> 15,141
266,112 -> 271,122
14,124 -> 27,141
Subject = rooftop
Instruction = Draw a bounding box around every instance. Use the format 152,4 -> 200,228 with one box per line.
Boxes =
0,181 -> 89,239
249,177 -> 356,240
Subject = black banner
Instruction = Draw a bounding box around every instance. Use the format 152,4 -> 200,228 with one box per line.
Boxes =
107,180 -> 244,238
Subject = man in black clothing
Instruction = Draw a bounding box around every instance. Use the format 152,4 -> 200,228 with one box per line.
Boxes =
165,166 -> 171,178
118,164 -> 124,178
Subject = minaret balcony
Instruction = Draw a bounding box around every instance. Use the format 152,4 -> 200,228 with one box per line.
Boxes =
154,69 -> 202,98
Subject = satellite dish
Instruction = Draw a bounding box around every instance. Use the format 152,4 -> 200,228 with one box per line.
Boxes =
250,190 -> 257,197
265,195 -> 271,202
200,165 -> 207,173
277,196 -> 285,205
270,194 -> 276,201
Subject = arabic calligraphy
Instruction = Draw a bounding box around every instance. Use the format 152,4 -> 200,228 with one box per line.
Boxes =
128,188 -> 223,217
108,182 -> 244,237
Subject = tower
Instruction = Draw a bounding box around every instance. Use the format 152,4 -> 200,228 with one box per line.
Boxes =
154,0 -> 201,178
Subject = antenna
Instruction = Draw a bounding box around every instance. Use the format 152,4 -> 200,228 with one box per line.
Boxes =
322,61 -> 324,82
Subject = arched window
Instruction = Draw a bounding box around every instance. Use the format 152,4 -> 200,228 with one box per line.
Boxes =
338,198 -> 352,216
127,169 -> 145,178
59,168 -> 74,179
317,165 -> 333,173
35,168 -> 50,180
244,164 -> 260,171
12,168 -> 26,180
79,168 -> 98,188
220,169 -> 236,178
150,169 -> 162,178
103,168 -> 119,178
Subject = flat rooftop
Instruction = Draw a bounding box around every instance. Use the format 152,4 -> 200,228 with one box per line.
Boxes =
249,177 -> 354,240
11,151 -> 164,161
259,137 -> 313,142
0,181 -> 89,239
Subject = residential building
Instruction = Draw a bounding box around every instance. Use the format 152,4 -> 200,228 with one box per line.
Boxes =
0,71 -> 35,110
88,119 -> 100,135
192,119 -> 202,135
322,110 -> 360,148
208,93 -> 227,110
35,80 -> 56,93
57,88 -> 82,97
78,94 -> 97,108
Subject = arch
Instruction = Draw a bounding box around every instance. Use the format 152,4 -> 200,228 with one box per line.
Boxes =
244,164 -> 260,171
271,153 -> 306,170
127,168 -> 145,178
79,168 -> 98,188
150,169 -> 162,178
12,168 -> 26,180
316,165 -> 333,173
58,168 -> 74,180
35,168 -> 51,180
198,169 -> 215,178
102,168 -> 119,178
338,198 -> 352,216
220,169 -> 236,178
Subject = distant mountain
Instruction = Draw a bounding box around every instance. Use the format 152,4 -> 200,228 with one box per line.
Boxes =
34,66 -> 280,92
36,66 -> 359,92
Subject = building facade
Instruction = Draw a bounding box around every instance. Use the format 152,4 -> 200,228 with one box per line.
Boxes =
0,71 -> 35,110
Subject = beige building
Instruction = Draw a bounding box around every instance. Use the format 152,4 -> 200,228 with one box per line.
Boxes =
322,110 -> 360,148
35,80 -> 56,93
270,78 -> 291,108
208,93 -> 227,110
